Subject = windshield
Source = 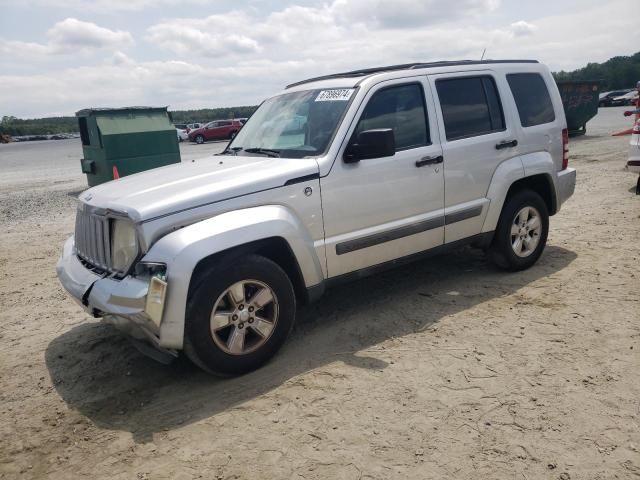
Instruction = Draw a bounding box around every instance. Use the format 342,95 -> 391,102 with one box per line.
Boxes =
227,88 -> 356,158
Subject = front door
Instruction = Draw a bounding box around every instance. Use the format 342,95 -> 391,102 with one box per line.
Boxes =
321,78 -> 445,277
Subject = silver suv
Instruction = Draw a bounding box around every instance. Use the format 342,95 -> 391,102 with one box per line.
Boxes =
57,60 -> 576,375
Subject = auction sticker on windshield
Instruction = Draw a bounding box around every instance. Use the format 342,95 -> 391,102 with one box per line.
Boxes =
315,89 -> 355,102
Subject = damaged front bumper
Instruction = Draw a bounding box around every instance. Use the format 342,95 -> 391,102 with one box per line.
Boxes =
56,236 -> 176,360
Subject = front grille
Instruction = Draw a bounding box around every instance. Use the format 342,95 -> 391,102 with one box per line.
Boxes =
74,206 -> 111,273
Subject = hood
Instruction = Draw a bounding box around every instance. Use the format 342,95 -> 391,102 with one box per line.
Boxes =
81,155 -> 319,222
189,127 -> 204,136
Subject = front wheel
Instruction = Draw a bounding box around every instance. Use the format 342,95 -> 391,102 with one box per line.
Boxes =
184,254 -> 296,376
195,134 -> 204,144
489,189 -> 549,271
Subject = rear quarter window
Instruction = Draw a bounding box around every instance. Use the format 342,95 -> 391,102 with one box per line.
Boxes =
507,73 -> 555,127
436,76 -> 505,141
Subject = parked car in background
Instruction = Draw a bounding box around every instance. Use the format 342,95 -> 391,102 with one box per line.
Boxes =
611,90 -> 639,107
57,59 -> 575,375
187,123 -> 202,131
188,119 -> 243,144
176,127 -> 189,142
174,124 -> 188,131
599,89 -> 632,107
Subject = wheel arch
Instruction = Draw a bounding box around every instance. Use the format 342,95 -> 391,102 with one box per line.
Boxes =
189,236 -> 309,307
141,205 -> 325,349
504,174 -> 556,215
482,153 -> 559,233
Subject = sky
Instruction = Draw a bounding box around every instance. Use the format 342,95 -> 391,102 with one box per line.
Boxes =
0,0 -> 638,118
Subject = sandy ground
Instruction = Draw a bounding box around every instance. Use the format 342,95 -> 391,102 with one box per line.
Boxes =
0,109 -> 638,479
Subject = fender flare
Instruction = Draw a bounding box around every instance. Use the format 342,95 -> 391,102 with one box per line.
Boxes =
142,205 -> 325,349
482,152 -> 558,233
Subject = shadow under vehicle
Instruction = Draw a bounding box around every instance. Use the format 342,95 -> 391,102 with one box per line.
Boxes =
47,245 -> 576,443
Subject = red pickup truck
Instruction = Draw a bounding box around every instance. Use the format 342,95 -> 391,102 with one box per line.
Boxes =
188,119 -> 244,144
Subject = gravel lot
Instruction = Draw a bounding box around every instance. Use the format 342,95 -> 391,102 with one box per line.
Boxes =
1,109 -> 638,479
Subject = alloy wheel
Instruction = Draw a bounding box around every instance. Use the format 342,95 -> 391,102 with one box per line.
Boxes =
510,206 -> 542,258
209,279 -> 279,355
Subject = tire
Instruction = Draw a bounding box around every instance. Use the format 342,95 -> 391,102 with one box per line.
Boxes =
489,189 -> 549,271
229,131 -> 237,140
184,254 -> 296,376
195,134 -> 204,144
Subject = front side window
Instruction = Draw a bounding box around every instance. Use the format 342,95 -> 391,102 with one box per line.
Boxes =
507,73 -> 555,127
228,88 -> 356,158
436,76 -> 505,141
354,83 -> 429,150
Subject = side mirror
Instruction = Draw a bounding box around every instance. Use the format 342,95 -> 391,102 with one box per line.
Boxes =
344,128 -> 395,163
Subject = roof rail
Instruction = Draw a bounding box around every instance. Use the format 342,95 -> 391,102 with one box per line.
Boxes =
285,59 -> 539,89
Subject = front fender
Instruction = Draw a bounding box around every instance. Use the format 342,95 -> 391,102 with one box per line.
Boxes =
142,205 -> 325,349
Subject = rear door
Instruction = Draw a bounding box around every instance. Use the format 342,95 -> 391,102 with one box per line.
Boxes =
429,71 -> 517,243
217,120 -> 233,139
204,121 -> 220,140
322,78 -> 445,277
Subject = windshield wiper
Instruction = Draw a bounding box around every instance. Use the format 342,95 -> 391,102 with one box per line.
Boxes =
218,146 -> 242,156
241,147 -> 281,158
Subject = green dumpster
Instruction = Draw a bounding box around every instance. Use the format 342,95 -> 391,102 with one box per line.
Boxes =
76,106 -> 181,186
555,81 -> 600,136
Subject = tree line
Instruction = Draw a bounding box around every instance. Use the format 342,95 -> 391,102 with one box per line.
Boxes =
0,106 -> 259,137
2,52 -> 639,137
553,51 -> 640,91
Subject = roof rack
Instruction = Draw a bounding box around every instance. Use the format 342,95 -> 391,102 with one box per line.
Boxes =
285,59 -> 539,89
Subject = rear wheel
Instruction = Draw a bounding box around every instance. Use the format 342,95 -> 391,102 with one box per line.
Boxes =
229,131 -> 237,140
489,189 -> 549,271
184,254 -> 296,376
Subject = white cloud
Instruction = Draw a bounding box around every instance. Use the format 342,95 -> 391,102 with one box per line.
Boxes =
509,20 -> 537,37
0,0 -> 637,117
143,0 -> 503,59
0,18 -> 133,60
0,39 -> 49,57
0,57 -> 305,117
0,0 -> 210,12
47,18 -> 134,52
330,0 -> 499,28
146,19 -> 260,58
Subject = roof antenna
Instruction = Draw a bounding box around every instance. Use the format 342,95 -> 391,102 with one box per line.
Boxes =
480,48 -> 486,61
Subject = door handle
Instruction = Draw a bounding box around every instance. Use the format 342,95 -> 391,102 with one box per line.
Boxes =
495,139 -> 518,150
415,155 -> 443,167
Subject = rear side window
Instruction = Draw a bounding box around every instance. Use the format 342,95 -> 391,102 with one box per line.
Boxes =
355,83 -> 430,151
507,73 -> 555,127
436,76 -> 505,141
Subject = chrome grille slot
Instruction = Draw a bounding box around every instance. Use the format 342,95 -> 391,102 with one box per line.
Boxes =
74,206 -> 111,273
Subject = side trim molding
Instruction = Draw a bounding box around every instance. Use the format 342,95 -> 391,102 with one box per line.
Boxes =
336,217 -> 444,255
444,205 -> 483,225
325,232 -> 494,289
335,204 -> 484,255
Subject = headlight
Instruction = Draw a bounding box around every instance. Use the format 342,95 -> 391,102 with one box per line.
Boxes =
111,219 -> 138,273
